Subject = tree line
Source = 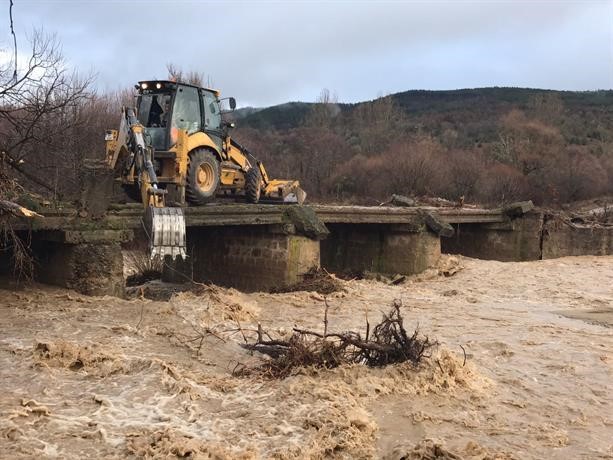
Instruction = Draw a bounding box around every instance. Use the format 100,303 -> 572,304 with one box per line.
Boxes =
235,88 -> 613,206
2,32 -> 612,208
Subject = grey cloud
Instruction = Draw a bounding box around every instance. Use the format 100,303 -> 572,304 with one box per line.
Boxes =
2,0 -> 611,106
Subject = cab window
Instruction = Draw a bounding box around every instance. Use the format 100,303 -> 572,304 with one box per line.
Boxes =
171,86 -> 201,134
138,93 -> 172,128
202,91 -> 221,130
137,92 -> 172,150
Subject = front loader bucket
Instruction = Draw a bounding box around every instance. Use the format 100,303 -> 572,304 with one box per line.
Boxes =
284,187 -> 307,205
262,180 -> 307,205
144,206 -> 187,259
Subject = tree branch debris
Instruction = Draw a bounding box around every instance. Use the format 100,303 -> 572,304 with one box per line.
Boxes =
236,300 -> 436,379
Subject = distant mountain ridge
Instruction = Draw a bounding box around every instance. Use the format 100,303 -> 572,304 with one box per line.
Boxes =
235,102 -> 318,130
237,87 -> 613,134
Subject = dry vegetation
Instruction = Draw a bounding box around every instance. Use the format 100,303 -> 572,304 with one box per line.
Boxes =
0,168 -> 33,278
235,92 -> 613,206
237,301 -> 435,379
270,268 -> 345,295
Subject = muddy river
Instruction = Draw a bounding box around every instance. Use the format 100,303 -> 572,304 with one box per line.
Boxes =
0,255 -> 611,459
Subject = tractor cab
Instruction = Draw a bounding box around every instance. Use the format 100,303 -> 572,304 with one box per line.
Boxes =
135,80 -> 231,151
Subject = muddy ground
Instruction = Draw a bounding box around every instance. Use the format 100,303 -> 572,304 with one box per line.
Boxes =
0,255 -> 611,459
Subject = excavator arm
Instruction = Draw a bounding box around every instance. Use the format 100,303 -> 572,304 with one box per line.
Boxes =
106,108 -> 186,259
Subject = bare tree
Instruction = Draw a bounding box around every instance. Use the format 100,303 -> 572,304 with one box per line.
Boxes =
166,63 -> 210,87
1,30 -> 93,196
306,88 -> 341,127
1,29 -> 93,278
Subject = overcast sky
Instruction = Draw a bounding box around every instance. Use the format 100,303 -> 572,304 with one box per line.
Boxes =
2,0 -> 612,106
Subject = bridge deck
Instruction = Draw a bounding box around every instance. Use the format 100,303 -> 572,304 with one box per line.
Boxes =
10,202 -> 511,232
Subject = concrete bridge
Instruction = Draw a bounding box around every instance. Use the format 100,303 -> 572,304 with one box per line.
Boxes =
3,201 -> 611,296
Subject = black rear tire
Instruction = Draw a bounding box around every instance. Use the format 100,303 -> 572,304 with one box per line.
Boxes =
245,167 -> 261,203
186,148 -> 220,205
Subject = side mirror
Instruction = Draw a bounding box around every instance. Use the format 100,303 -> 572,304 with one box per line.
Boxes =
229,97 -> 236,110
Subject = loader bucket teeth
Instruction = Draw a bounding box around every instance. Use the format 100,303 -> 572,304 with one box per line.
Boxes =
144,206 -> 187,260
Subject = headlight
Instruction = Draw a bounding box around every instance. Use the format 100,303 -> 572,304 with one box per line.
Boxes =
141,83 -> 148,90
155,83 -> 162,89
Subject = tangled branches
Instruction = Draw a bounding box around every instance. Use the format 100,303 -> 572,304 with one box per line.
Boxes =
1,30 -> 93,199
237,300 -> 435,379
0,167 -> 34,279
270,268 -> 345,295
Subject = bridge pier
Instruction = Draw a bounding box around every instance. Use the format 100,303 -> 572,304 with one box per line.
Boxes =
321,223 -> 441,276
32,230 -> 130,297
542,218 -> 613,258
163,224 -> 321,292
441,213 -> 544,261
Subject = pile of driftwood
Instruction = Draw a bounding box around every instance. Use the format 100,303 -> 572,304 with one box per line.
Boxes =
236,301 -> 435,379
270,268 -> 345,295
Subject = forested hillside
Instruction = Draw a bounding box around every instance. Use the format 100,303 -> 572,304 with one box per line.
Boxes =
234,88 -> 613,205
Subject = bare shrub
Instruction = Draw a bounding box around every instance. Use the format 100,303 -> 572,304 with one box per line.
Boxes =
326,154 -> 381,202
439,150 -> 483,201
327,137 -> 444,202
380,139 -> 443,197
548,147 -> 608,203
478,163 -> 531,205
237,301 -> 435,379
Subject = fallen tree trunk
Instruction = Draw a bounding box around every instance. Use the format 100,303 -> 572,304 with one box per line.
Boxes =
0,200 -> 43,219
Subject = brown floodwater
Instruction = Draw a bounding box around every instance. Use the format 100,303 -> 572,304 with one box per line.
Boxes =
0,255 -> 611,459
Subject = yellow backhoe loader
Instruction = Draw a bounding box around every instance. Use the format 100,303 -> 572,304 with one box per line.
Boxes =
105,80 -> 305,259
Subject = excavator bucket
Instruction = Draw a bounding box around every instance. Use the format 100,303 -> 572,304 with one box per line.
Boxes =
144,206 -> 187,259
